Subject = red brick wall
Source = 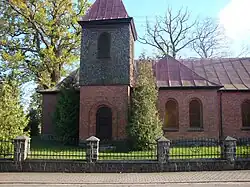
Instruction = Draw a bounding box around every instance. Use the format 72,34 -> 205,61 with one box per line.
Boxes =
41,93 -> 58,135
221,92 -> 250,138
79,86 -> 130,141
158,89 -> 220,139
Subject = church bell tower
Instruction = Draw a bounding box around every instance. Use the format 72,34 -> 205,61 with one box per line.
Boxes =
78,0 -> 137,142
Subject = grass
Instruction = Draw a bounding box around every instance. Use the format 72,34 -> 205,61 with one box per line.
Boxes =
26,138 -> 250,160
1,137 -> 249,160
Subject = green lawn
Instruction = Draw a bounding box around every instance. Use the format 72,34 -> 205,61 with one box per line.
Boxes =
28,146 -> 250,160
2,138 -> 249,160
27,138 -> 250,160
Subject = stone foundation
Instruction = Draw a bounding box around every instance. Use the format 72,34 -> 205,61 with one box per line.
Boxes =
1,159 -> 249,173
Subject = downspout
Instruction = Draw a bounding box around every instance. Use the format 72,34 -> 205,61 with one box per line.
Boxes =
219,91 -> 223,140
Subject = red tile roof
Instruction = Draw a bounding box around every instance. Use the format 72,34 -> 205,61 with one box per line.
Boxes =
180,58 -> 250,90
154,55 -> 221,88
83,0 -> 129,21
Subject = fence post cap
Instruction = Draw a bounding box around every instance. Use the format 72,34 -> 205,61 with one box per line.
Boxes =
224,136 -> 237,141
14,135 -> 30,140
157,136 -> 170,142
86,136 -> 100,142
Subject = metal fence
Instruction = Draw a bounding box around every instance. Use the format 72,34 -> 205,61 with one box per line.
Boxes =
0,139 -> 14,159
236,138 -> 250,159
98,143 -> 157,161
1,137 -> 250,161
169,138 -> 221,160
27,138 -> 86,160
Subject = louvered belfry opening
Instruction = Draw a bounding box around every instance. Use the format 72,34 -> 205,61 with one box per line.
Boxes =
97,32 -> 111,59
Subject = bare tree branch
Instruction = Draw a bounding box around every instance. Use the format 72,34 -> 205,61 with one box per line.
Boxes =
139,6 -> 197,58
191,17 -> 230,58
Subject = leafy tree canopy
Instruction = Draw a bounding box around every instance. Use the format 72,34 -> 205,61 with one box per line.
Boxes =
0,0 -> 90,89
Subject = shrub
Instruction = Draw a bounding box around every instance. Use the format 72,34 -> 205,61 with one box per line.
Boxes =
127,56 -> 163,151
53,87 -> 79,144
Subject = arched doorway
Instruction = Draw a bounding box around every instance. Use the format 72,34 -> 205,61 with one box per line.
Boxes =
96,106 -> 112,140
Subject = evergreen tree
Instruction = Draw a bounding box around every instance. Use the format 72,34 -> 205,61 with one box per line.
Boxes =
53,87 -> 80,144
0,81 -> 29,140
26,92 -> 42,136
127,55 -> 163,151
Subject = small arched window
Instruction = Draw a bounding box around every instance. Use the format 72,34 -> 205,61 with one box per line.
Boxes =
242,100 -> 250,127
165,99 -> 179,129
189,99 -> 203,128
97,32 -> 111,58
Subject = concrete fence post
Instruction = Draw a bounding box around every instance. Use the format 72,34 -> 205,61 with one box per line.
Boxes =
86,136 -> 100,163
13,136 -> 31,163
222,136 -> 237,163
157,136 -> 171,164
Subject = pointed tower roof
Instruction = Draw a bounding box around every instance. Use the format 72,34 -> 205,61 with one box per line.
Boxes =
79,0 -> 137,40
83,0 -> 129,21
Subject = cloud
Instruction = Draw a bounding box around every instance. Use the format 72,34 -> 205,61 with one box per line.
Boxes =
219,0 -> 250,41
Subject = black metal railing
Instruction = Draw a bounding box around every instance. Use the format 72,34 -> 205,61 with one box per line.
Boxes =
0,139 -> 14,159
236,138 -> 250,159
27,137 -> 86,160
98,141 -> 157,161
3,136 -> 249,161
169,138 -> 221,160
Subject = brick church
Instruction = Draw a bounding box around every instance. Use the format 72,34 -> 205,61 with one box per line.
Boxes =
39,0 -> 250,143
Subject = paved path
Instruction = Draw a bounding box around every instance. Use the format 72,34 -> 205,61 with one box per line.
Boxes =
0,171 -> 250,186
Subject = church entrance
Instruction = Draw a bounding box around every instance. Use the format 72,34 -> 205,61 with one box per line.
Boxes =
96,106 -> 112,140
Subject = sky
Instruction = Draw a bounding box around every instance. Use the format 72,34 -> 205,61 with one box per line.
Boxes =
22,0 -> 250,109
119,0 -> 250,58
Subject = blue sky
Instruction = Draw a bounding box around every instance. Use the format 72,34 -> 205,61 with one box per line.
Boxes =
118,0 -> 249,58
124,0 -> 230,57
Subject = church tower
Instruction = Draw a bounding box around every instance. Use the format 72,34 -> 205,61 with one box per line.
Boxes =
78,0 -> 137,142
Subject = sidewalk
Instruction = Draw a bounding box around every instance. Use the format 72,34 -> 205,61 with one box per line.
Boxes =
0,171 -> 250,185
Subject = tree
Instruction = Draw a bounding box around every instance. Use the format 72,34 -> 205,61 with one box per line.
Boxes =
53,87 -> 80,144
191,18 -> 230,58
0,80 -> 29,140
139,7 -> 197,58
127,55 -> 163,151
25,92 -> 42,136
0,0 -> 90,89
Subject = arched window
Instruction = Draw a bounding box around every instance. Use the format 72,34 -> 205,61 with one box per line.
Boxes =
165,99 -> 179,129
242,100 -> 250,127
189,99 -> 203,128
97,32 -> 111,58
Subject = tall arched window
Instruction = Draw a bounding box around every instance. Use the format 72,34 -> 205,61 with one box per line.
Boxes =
165,99 -> 179,129
242,100 -> 250,127
189,99 -> 203,128
97,32 -> 111,58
